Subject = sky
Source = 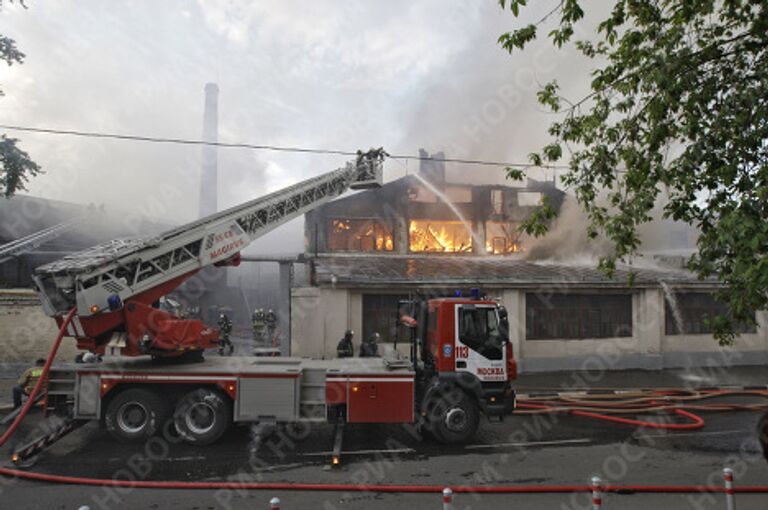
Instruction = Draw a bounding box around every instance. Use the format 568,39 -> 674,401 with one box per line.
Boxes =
0,0 -> 598,253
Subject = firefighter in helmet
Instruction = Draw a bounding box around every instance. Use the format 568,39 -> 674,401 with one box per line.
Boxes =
337,330 -> 354,358
252,308 -> 266,345
360,332 -> 380,358
265,309 -> 277,342
217,313 -> 234,356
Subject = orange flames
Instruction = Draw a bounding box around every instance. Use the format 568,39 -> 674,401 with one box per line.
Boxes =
409,220 -> 473,253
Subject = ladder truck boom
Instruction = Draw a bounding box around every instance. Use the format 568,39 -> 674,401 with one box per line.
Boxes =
32,149 -> 384,357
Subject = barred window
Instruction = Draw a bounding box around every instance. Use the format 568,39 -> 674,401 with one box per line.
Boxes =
363,294 -> 409,343
665,292 -> 757,335
526,293 -> 633,340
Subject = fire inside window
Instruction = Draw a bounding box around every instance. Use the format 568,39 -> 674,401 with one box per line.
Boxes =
485,222 -> 523,255
328,219 -> 394,252
409,220 -> 473,253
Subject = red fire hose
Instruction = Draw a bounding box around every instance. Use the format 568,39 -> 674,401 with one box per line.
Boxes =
2,309 -> 768,495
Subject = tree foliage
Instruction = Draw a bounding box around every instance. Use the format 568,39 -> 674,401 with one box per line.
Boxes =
499,0 -> 767,344
0,0 -> 40,197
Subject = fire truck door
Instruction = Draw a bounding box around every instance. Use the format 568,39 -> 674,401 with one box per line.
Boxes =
454,304 -> 506,382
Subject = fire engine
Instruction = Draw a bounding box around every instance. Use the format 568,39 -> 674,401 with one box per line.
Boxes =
18,150 -> 516,462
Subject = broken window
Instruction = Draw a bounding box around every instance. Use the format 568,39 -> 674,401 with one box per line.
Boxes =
409,220 -> 473,253
664,292 -> 757,335
485,221 -> 523,255
525,293 -> 633,340
327,219 -> 394,252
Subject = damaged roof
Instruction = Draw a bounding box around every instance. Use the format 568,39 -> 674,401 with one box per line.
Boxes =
310,255 -> 712,289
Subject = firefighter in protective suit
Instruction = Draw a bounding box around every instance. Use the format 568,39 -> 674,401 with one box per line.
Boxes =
265,309 -> 277,342
252,308 -> 266,345
360,332 -> 380,358
337,330 -> 354,358
217,313 -> 234,356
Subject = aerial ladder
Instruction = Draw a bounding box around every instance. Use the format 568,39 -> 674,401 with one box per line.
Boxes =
32,149 -> 384,358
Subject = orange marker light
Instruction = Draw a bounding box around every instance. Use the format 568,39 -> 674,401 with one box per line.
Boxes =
11,453 -> 19,463
89,305 -> 100,314
352,386 -> 359,392
332,456 -> 340,465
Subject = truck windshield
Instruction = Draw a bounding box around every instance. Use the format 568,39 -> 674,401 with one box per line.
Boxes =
458,307 -> 503,360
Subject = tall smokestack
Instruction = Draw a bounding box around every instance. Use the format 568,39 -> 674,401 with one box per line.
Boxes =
199,83 -> 219,218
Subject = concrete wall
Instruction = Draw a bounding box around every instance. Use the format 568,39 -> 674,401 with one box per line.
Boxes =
291,285 -> 768,371
291,287 -> 353,359
0,291 -> 80,374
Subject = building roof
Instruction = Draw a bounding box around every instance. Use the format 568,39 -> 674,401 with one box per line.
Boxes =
311,255 -> 713,289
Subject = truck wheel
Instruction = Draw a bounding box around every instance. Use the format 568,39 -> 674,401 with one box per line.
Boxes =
430,389 -> 480,444
105,388 -> 171,442
173,388 -> 232,446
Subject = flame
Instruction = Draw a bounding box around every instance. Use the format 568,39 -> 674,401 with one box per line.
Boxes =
485,222 -> 525,254
330,218 -> 394,252
409,220 -> 473,253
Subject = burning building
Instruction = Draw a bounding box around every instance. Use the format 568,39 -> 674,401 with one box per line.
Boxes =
291,151 -> 768,371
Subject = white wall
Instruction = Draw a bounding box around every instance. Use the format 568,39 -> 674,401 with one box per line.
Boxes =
291,287 -> 351,359
291,286 -> 768,371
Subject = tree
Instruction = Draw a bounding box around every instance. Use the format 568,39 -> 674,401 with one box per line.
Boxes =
499,0 -> 768,344
0,0 -> 41,198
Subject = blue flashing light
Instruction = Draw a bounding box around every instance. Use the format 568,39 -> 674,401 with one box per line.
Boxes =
107,294 -> 123,311
454,290 -> 463,297
471,288 -> 481,300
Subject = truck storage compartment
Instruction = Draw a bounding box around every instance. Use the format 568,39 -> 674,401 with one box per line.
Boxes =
346,378 -> 414,423
235,376 -> 300,422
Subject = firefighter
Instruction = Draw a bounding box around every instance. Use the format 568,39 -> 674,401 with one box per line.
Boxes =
337,330 -> 354,358
13,358 -> 45,409
252,308 -> 266,344
217,313 -> 234,356
360,332 -> 380,358
265,309 -> 277,341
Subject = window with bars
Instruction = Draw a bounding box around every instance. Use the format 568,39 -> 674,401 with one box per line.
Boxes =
525,293 -> 633,340
362,294 -> 409,343
664,292 -> 757,335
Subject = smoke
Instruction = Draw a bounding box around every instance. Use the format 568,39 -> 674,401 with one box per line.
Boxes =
523,191 -> 698,264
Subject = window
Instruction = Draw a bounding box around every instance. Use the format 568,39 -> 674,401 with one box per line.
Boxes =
665,292 -> 757,335
526,293 -> 633,340
458,306 -> 503,360
485,221 -> 523,255
363,294 -> 409,343
409,220 -> 473,253
491,189 -> 504,215
327,219 -> 394,252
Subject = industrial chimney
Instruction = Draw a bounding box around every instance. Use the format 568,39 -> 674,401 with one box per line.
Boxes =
199,83 -> 219,218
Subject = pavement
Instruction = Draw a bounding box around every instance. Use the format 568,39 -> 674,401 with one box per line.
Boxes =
0,351 -> 767,509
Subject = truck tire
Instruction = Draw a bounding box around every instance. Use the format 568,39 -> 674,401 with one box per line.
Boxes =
173,388 -> 232,446
105,388 -> 171,443
429,388 -> 480,444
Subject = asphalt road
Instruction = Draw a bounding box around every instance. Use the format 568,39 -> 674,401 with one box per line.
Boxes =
1,358 -> 768,509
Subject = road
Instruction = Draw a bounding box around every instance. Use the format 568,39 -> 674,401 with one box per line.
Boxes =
1,358 -> 768,509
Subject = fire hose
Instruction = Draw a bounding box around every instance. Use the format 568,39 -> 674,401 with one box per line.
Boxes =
2,309 -> 768,495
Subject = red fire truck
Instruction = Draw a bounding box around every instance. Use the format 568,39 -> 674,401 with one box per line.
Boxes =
18,151 -> 516,462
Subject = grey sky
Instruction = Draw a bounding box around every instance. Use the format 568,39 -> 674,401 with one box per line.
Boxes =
0,1 -> 596,252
